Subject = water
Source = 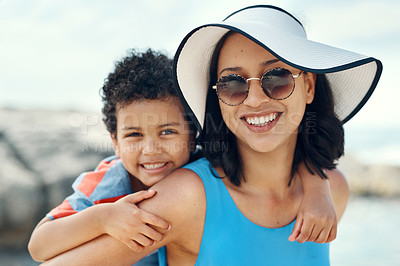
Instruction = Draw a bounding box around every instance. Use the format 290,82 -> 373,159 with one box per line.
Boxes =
331,196 -> 400,266
329,125 -> 400,265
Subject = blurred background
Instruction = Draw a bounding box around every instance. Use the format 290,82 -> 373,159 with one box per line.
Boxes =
1,0 -> 399,265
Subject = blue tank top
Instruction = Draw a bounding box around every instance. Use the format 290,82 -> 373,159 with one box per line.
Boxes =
158,158 -> 330,265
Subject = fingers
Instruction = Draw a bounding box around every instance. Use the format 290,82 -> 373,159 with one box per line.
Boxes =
288,217 -> 303,242
305,224 -> 324,243
124,208 -> 170,244
314,227 -> 330,244
125,190 -> 157,204
294,217 -> 336,244
119,222 -> 165,251
124,223 -> 165,251
306,217 -> 336,243
295,219 -> 313,243
124,240 -> 145,252
326,224 -> 337,243
140,225 -> 164,242
141,211 -> 171,231
131,206 -> 171,243
123,234 -> 154,252
132,234 -> 154,248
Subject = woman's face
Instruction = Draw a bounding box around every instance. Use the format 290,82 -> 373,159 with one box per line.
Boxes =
216,33 -> 316,153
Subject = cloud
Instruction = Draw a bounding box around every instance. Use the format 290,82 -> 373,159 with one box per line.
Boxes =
306,0 -> 400,44
0,0 -> 397,127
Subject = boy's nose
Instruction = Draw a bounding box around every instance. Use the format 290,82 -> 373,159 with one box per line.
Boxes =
142,139 -> 163,155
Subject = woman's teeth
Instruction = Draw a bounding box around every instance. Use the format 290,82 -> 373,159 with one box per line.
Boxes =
245,113 -> 278,126
142,162 -> 167,170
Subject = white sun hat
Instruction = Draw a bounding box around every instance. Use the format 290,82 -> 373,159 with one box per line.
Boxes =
173,5 -> 382,131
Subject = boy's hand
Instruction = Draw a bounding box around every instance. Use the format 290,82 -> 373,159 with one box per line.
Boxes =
99,190 -> 171,252
288,189 -> 337,243
289,163 -> 337,244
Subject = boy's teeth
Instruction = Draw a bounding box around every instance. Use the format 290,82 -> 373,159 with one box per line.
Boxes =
245,113 -> 278,126
142,162 -> 167,170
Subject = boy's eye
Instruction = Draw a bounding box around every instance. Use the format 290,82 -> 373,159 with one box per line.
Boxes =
127,132 -> 142,137
161,129 -> 177,135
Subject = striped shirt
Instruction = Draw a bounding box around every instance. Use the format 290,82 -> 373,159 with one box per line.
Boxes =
47,155 -> 133,220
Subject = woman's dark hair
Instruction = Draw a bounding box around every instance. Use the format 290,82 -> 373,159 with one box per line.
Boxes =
101,49 -> 192,135
202,32 -> 344,186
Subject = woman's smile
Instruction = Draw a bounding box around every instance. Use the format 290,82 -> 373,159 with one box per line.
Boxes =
241,112 -> 282,133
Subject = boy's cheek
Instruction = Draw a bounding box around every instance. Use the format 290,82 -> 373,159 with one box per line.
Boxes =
110,134 -> 121,157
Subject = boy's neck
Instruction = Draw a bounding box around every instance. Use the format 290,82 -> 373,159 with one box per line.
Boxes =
129,175 -> 150,192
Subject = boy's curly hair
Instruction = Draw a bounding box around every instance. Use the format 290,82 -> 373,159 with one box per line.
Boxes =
101,49 -> 177,134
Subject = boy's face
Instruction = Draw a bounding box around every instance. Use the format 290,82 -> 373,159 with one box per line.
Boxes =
112,97 -> 193,187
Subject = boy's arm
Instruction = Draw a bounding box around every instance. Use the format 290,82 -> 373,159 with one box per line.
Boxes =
28,166 -> 107,261
289,162 -> 339,243
28,204 -> 109,262
28,190 -> 168,262
41,168 -> 206,266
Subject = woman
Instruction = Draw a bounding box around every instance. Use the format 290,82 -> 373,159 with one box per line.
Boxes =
43,5 -> 382,265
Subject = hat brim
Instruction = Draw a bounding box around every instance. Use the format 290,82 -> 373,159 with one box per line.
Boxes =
173,7 -> 383,134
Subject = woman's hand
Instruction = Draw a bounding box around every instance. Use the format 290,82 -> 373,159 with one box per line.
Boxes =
98,190 -> 171,251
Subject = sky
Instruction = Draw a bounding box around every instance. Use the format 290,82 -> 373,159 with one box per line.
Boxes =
1,0 -> 399,130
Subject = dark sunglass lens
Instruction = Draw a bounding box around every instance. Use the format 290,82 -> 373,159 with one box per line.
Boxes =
262,68 -> 294,100
217,75 -> 247,105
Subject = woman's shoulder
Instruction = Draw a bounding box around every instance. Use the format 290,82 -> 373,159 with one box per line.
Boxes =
325,168 -> 349,195
137,165 -> 207,248
141,164 -> 207,215
162,165 -> 206,193
325,168 -> 349,221
184,157 -> 209,169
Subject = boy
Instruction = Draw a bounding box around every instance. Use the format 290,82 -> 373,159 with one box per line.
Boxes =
28,49 -> 338,264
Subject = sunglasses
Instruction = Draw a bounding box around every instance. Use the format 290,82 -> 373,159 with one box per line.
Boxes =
212,68 -> 303,106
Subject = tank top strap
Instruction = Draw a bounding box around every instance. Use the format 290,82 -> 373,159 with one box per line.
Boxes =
183,158 -> 234,214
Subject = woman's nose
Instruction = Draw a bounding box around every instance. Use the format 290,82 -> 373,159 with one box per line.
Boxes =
243,79 -> 271,107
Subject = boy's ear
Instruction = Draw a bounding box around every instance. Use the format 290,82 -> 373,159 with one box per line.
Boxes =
111,133 -> 120,157
304,72 -> 316,104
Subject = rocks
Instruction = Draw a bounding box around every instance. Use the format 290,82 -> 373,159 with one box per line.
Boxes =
0,137 -> 43,248
0,108 -> 113,250
338,155 -> 400,198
